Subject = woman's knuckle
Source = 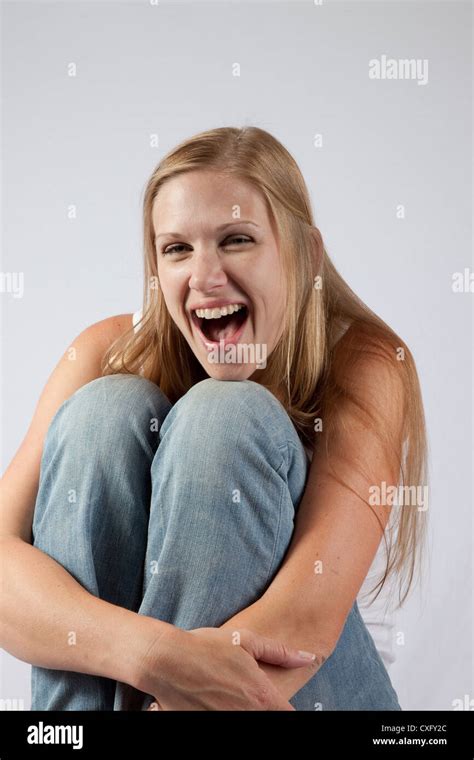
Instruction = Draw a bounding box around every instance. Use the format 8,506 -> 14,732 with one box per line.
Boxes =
254,685 -> 271,709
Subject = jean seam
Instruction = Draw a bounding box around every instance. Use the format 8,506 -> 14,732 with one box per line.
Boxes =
261,474 -> 285,590
261,442 -> 292,589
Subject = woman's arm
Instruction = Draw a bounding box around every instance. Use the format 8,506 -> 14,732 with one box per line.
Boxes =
221,343 -> 406,700
0,534 -> 175,688
1,534 -> 311,712
1,317 -> 312,710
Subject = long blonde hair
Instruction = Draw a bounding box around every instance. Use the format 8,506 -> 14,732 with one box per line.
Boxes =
102,126 -> 428,609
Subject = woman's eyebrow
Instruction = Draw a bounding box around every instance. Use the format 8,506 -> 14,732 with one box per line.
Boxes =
154,220 -> 260,242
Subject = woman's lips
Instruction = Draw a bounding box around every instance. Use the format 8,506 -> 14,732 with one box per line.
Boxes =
191,308 -> 249,349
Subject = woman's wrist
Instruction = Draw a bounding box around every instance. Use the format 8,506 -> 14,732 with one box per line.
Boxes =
93,601 -> 178,693
124,613 -> 181,695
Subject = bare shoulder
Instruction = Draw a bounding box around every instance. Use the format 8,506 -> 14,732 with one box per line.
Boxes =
0,313 -> 135,541
81,312 -> 134,347
36,313 -> 135,408
315,320 -> 407,496
332,320 -> 403,383
330,319 -> 406,437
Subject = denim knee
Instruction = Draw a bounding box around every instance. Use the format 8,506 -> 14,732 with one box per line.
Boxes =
162,378 -> 301,472
186,378 -> 285,416
44,374 -> 172,454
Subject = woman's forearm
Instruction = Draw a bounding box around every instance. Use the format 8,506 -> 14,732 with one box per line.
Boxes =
0,536 -> 171,689
220,597 -> 335,701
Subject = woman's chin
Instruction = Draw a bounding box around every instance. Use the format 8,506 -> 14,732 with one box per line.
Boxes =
185,326 -> 268,381
202,361 -> 256,382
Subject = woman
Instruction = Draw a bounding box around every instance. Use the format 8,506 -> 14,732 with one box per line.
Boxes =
0,126 -> 428,711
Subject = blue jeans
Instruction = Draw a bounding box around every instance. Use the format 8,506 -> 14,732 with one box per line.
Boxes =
30,374 -> 402,711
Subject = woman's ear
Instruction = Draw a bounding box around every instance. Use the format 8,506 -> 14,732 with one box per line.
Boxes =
309,225 -> 324,274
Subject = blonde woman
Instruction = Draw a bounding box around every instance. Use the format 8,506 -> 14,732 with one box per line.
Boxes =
0,127 -> 427,711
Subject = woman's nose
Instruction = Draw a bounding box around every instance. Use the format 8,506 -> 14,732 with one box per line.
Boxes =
188,249 -> 228,291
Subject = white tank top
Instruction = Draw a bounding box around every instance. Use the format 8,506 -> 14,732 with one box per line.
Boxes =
132,308 -> 397,668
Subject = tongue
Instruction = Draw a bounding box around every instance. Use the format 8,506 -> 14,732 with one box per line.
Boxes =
206,313 -> 242,342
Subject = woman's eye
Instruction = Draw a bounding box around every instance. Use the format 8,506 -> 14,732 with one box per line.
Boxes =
163,243 -> 188,255
162,235 -> 253,255
225,235 -> 253,246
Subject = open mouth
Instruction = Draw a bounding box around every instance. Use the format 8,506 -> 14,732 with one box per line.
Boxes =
191,304 -> 249,343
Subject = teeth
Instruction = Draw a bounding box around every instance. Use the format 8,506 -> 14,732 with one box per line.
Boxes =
194,303 -> 245,319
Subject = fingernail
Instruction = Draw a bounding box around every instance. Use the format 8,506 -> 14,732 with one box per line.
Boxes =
298,650 -> 316,661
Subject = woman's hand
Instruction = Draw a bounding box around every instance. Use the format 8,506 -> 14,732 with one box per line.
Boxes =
139,624 -> 316,711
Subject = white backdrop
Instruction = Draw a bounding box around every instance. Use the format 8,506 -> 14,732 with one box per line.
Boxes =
1,0 -> 472,711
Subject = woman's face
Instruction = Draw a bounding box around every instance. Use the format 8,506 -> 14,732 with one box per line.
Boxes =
153,169 -> 286,381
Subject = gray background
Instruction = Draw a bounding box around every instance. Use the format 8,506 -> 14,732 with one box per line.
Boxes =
1,0 -> 472,710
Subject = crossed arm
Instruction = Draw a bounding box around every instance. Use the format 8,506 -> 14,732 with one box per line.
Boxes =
220,345 -> 405,701
0,323 -> 405,708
